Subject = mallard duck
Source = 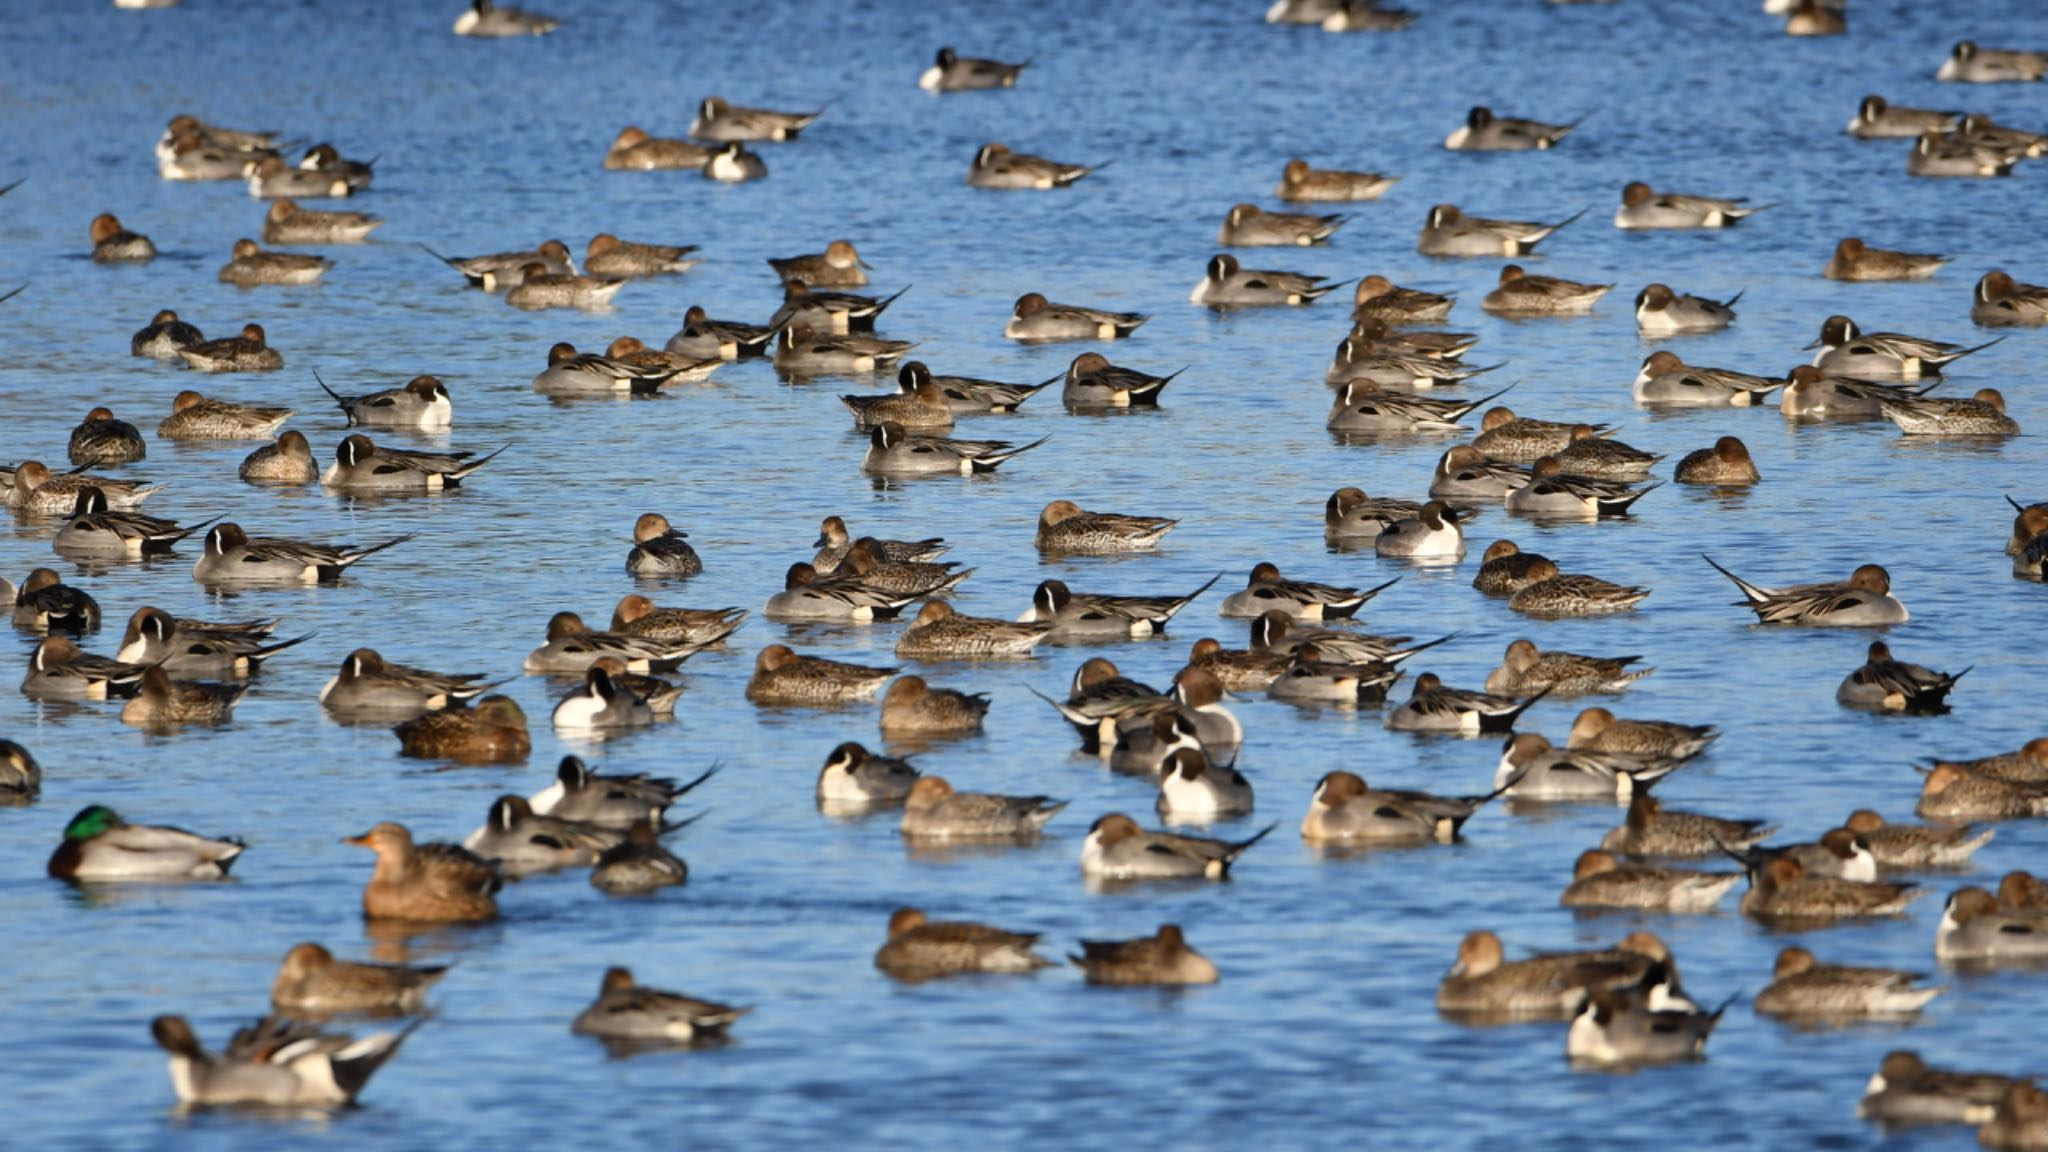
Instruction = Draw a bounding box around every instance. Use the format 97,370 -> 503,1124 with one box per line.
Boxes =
46,804 -> 244,880
344,822 -> 500,922
392,696 -> 530,764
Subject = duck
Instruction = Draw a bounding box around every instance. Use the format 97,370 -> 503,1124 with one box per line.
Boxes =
1551,432 -> 1659,480
1937,888 -> 2048,962
1634,283 -> 1740,333
1435,930 -> 1669,1018
1728,827 -> 1879,884
320,648 -> 497,719
21,638 -> 146,700
317,374 -> 452,430
624,513 -> 701,577
109,608 -> 279,672
776,324 -> 915,376
1480,264 -> 1611,315
51,490 -> 208,559
1823,237 -> 1947,281
1615,182 -> 1763,229
836,541 -> 971,600
1036,500 -> 1176,554
896,602 -> 1049,659
816,741 -> 921,808
345,822 -> 499,922
505,264 -> 625,311
1444,106 -> 1578,151
1974,270 -> 2048,326
1566,984 -> 1724,1066
1080,813 -> 1272,882
453,0 -> 558,36
131,310 -> 205,359
1844,809 -> 1994,869
1918,764 -> 2048,822
1300,769 -> 1497,845
551,663 -> 676,730
873,908 -> 1053,978
1568,708 -> 1716,759
464,795 -> 658,873
1250,610 -> 1447,668
1505,458 -> 1657,518
1324,344 -> 1500,391
879,675 -> 987,735
1982,1085 -> 2048,1150
919,45 -> 1028,91
1071,925 -> 1218,986
764,563 -> 920,623
1704,556 -> 1907,626
0,739 -> 39,802
176,324 -> 284,372
1020,574 -> 1219,640
8,567 -> 102,633
1324,486 -> 1424,542
193,523 -> 411,586
967,142 -> 1094,189
271,943 -> 447,1016
766,240 -> 868,289
1493,733 -> 1683,802
690,96 -> 819,142
158,391 -> 292,439
1846,95 -> 1960,139
1882,389 -> 2021,436
843,368 -> 954,432
1155,748 -> 1254,819
1778,364 -> 1935,420
393,696 -> 530,764
47,804 -> 243,880
1039,658 -> 1168,752
1004,292 -> 1148,341
1561,850 -> 1741,912
120,667 -> 244,728
578,234 -> 697,281
425,240 -> 575,292
322,434 -> 503,493
1375,501 -> 1465,558
902,776 -> 1065,839
1190,253 -> 1341,307
1275,158 -> 1397,201
1906,129 -> 2021,178
1429,446 -> 1529,500
1486,639 -> 1651,696
1936,40 -> 2048,83
603,126 -> 710,170
262,198 -> 380,245
1740,857 -> 1919,923
773,281 -> 907,336
1600,793 -> 1774,857
1509,568 -> 1651,618
1417,204 -> 1581,258
1263,642 -> 1401,707
1220,564 -> 1389,620
532,342 -> 682,396
590,820 -> 690,893
1929,739 -> 2048,785
701,142 -> 767,182
1470,407 -> 1603,462
1352,275 -> 1454,322
1838,641 -> 1967,713
89,213 -> 154,262
1318,1 -> 1417,32
1386,674 -> 1544,735
150,1015 -> 416,1108
1345,317 -> 1478,360
746,644 -> 895,705
1756,947 -> 1941,1018
245,155 -> 350,199
1218,202 -> 1345,247
525,611 -> 705,674
1807,314 -> 1998,379
2000,872 -> 2048,913
237,431 -> 317,484
1675,436 -> 1760,485
1859,1051 -> 2029,1126
813,516 -> 947,573
1958,113 -> 2048,157
1062,351 -> 1180,407
293,143 -> 373,191
531,757 -> 715,829
572,969 -> 744,1040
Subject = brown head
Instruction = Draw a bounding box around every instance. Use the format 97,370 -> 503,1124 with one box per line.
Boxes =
1355,275 -> 1395,303
90,214 -> 127,244
600,966 -> 637,995
1568,707 -> 1615,745
1819,827 -> 1866,860
1772,947 -> 1818,980
1834,237 -> 1866,262
883,675 -> 928,707
1411,672 -> 1443,694
1625,791 -> 1663,830
1947,886 -> 1998,925
887,907 -> 928,938
1530,457 -> 1564,480
1427,204 -> 1464,228
545,612 -> 591,641
1497,265 -> 1529,288
517,261 -> 550,283
632,512 -> 675,544
1878,1050 -> 1928,1083
1621,182 -> 1654,207
1039,499 -> 1084,528
1998,871 -> 2039,909
783,563 -> 818,590
1572,850 -> 1621,881
1012,292 -> 1048,317
343,821 -> 417,859
276,429 -> 312,458
547,342 -> 579,366
1921,764 -> 1964,798
612,126 -> 649,150
231,238 -> 262,260
1502,638 -> 1540,672
1503,731 -> 1552,767
1418,501 -> 1455,530
1172,665 -> 1225,708
1482,539 -> 1521,564
277,941 -> 335,983
1190,638 -> 1222,661
755,644 -> 798,673
1844,809 -> 1885,834
1074,657 -> 1122,691
1439,445 -> 1488,474
910,601 -> 954,628
1637,283 -> 1675,310
1618,932 -> 1672,962
1522,557 -> 1560,583
1314,770 -> 1369,807
605,336 -> 647,358
1762,857 -> 1806,891
1980,270 -> 2017,301
611,594 -> 655,628
1154,924 -> 1188,953
1282,158 -> 1311,185
587,233 -> 620,259
1325,486 -> 1369,523
172,390 -> 207,413
1848,564 -> 1891,595
1068,351 -> 1111,377
904,776 -> 954,810
1163,748 -> 1211,781
537,240 -> 572,265
151,1016 -> 205,1059
1971,388 -> 2006,413
1454,930 -> 1503,976
1090,812 -> 1142,846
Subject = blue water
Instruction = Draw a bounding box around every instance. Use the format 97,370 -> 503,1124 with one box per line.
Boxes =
2,0 -> 2046,1147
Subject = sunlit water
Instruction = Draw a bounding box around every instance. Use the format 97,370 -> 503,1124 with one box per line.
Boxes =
1,0 -> 2046,1147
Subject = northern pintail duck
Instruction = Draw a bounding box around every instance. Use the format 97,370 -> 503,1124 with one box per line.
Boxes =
346,822 -> 499,921
1473,542 -> 1557,596
525,611 -> 705,674
158,128 -> 271,182
1847,95 -> 1959,138
897,602 -> 1048,659
246,155 -> 351,200
768,239 -> 868,287
262,198 -> 380,245
1960,113 -> 2048,156
195,523 -> 411,586
625,513 -> 701,577
776,324 -> 915,375
1263,642 -> 1401,707
1036,500 -> 1176,554
533,342 -> 682,396
7,569 -> 100,633
1917,764 -> 2048,822
1063,351 -> 1178,408
1883,388 -> 2020,436
1907,129 -> 2021,178
2010,504 -> 2048,578
591,819 -> 686,893
1386,673 -> 1544,735
1938,888 -> 2048,962
1756,947 -> 1941,1017
1301,769 -> 1497,845
1778,363 -> 1935,419
919,46 -> 1028,91
967,142 -> 1094,189
902,776 -> 1065,840
454,0 -> 557,36
1108,709 -> 1202,777
321,648 -> 497,719
880,675 -> 988,734
426,239 -> 575,291
1436,930 -> 1670,1018
1276,158 -> 1397,202
156,115 -> 279,163
1675,436 -> 1760,485
294,143 -> 372,191
1569,707 -> 1716,759
1567,983 -> 1725,1066
1838,641 -> 1967,713
272,942 -> 447,1016
844,366 -> 954,431
812,516 -> 946,572
1353,275 -> 1454,322
1265,0 -> 1340,23
690,96 -> 819,142
2000,871 -> 2048,913
666,305 -> 775,360
319,373 -> 452,429
506,264 -> 625,311
1930,739 -> 2048,786
1071,925 -> 1218,986
551,661 -> 680,730
176,324 -> 282,372
817,741 -> 921,809
1493,733 -> 1683,802
1615,182 -> 1764,229
1601,793 -> 1774,857
1190,254 -> 1342,307
1487,639 -> 1650,696
1825,237 -> 1947,281
1220,564 -> 1390,620
765,563 -> 919,622
1417,204 -> 1581,258
874,908 -> 1052,977
1020,574 -> 1220,640
772,281 -> 907,335
1318,0 -> 1418,32
89,213 -> 154,262
1705,556 -> 1907,626
120,667 -> 245,728
702,142 -> 767,182
1809,313 -> 1999,378
1552,432 -> 1659,479
1040,657 -> 1167,752
150,1015 -> 415,1109
527,757 -> 714,831
132,310 -> 204,359
0,740 -> 39,803
1375,500 -> 1466,558
1740,857 -> 1919,923
1506,458 -> 1657,519
584,234 -> 699,279
1323,340 -> 1500,390
8,460 -> 159,515
1843,809 -> 1994,869
573,969 -> 744,1041
1983,1085 -> 2048,1150
1470,407 -> 1603,462
914,364 -> 1055,413
838,541 -> 972,598
1975,270 -> 2048,326
158,391 -> 291,439
747,644 -> 894,705
48,804 -> 242,879
1937,40 -> 2048,83
1346,317 -> 1478,360
1005,292 -> 1148,342
1509,567 -> 1651,618
1444,106 -> 1578,151
1861,1051 -> 2029,1127
861,422 -> 1044,476
1635,283 -> 1739,334
1480,264 -> 1611,315
603,126 -> 710,171
385,700 -> 527,767
22,638 -> 145,700
465,794 -> 672,872
322,434 -> 504,493
1324,486 -> 1423,541
1732,826 -> 1878,884
1081,813 -> 1271,882
1155,748 -> 1253,819
1562,850 -> 1741,912
1218,202 -> 1346,247
112,607 -> 297,677
238,431 -> 317,484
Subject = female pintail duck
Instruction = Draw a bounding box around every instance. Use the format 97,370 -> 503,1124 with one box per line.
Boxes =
552,662 -> 676,730
1509,568 -> 1652,618
582,233 -> 697,279
1778,364 -> 1935,420
48,804 -> 242,879
1553,432 -> 1660,480
177,324 -> 282,372
1567,985 -> 1725,1066
768,239 -> 867,287
1469,407 -> 1601,462
1323,342 -> 1500,390
1983,1085 -> 2048,1150
1917,764 -> 2048,822
120,667 -> 245,728
1353,275 -> 1454,322
1081,813 -> 1272,882
1346,317 -> 1478,360
394,696 -> 530,764
8,568 -> 101,633
626,513 -> 701,577
901,776 -> 1065,840
1435,930 -> 1669,1018
1221,564 -> 1391,620
1824,237 -> 1947,281
533,342 -> 682,396
1063,351 -> 1179,408
262,199 -> 380,245
607,335 -> 725,376
1930,738 -> 2048,785
89,213 -> 154,262
1907,129 -> 2021,178
1675,436 -> 1759,485
194,523 -> 412,586
1847,95 -> 1960,139
1601,793 -> 1774,857
1072,925 -> 1218,986
1276,158 -> 1397,202
1937,40 -> 2048,83
1859,1051 -> 2027,1126
1883,388 -> 2021,436
817,741 -> 921,808
1937,888 -> 2048,962
1301,769 -> 1496,845
526,611 -> 705,674
702,142 -> 767,182
574,968 -> 744,1040
272,942 -> 447,1016
844,365 -> 954,431
747,644 -> 895,705
1756,947 -> 1941,1017
13,461 -> 161,515
1037,499 -> 1176,554
453,0 -> 557,34
465,795 -> 669,873
1418,203 -> 1582,258
690,96 -> 819,142
1843,809 -> 1993,868
506,263 -> 625,310
1324,486 -> 1423,541
1740,857 -> 1919,923
1492,733 -> 1682,802
1506,458 -> 1659,519
321,647 -> 497,719
610,596 -> 745,646
776,324 -> 915,375
318,373 -> 452,429
159,391 -> 292,439
967,142 -> 1095,189
1021,574 -> 1220,640
1487,639 -> 1650,696
862,422 -> 1045,476
1635,283 -> 1739,333
875,908 -> 1053,978
22,638 -> 146,700
920,46 -> 1028,91
425,239 -> 575,291
1838,641 -> 1967,713
765,563 -> 920,623
1444,106 -> 1579,151
238,431 -> 317,484
1250,610 -> 1448,668
1615,182 -> 1764,229
531,757 -> 714,830
1976,270 -> 2048,326
591,819 -> 689,893
1704,556 -> 1907,626
1809,314 -> 2000,378
1480,264 -> 1611,315
346,822 -> 499,921
1264,642 -> 1401,707
897,602 -> 1050,659
1568,707 -> 1716,758
0,740 -> 40,802
880,675 -> 988,734
1474,542 -> 1555,596
1430,446 -> 1529,500
1005,292 -> 1148,342
132,310 -> 204,359
1155,748 -> 1254,819
838,540 -> 972,599
1218,202 -> 1346,247
1561,850 -> 1741,913
813,516 -> 947,572
603,126 -> 710,171
772,281 -> 907,335
246,155 -> 350,200
322,434 -> 505,493
915,364 -> 1056,414
2000,872 -> 2048,913
1375,501 -> 1466,558
151,1015 -> 417,1109
1958,113 -> 2048,157
1190,254 -> 1342,307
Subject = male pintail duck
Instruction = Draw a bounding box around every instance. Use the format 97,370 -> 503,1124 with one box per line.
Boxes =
1324,342 -> 1500,391
322,434 -> 505,493
294,144 -> 373,192
1190,253 -> 1342,307
271,942 -> 447,1016
690,96 -> 820,142
1250,609 -> 1449,667
262,199 -> 380,245
1635,283 -> 1740,334
454,0 -> 558,36
89,213 -> 155,262
901,776 -> 1065,839
1906,129 -> 2021,178
132,310 -> 204,359
464,794 -> 673,873
1263,642 -> 1401,707
176,324 -> 283,372
626,513 -> 702,577
897,602 -> 1049,659
1220,564 -> 1391,620
1859,1050 -> 2028,1126
604,127 -> 711,171
238,431 -> 318,484
1492,733 -> 1683,802
1375,501 -> 1466,558
1020,574 -> 1220,640
321,647 -> 498,719
1506,458 -> 1658,519
551,662 -> 679,730
914,363 -> 1056,414
1486,639 -> 1651,696
194,523 -> 412,586
812,515 -> 947,572
874,908 -> 1053,978
817,741 -> 921,808
573,969 -> 744,1040
531,757 -> 714,830
1561,850 -> 1741,913
1005,292 -> 1148,342
525,611 -> 706,674
1276,158 -> 1397,201
747,644 -> 895,705
1324,486 -> 1424,542
1036,499 -> 1176,554
1346,316 -> 1478,360
764,563 -> 920,623
158,391 -> 292,439
158,128 -> 271,182
0,739 -> 40,803
1958,113 -> 2048,157
1107,709 -> 1205,776
1808,314 -> 2001,378
346,822 -> 499,921
506,264 -> 625,311
590,819 -> 689,893
1739,857 -> 1919,923
1937,40 -> 2048,83
967,142 -> 1096,189
1675,436 -> 1760,485
1937,888 -> 2048,962
120,666 -> 245,728
1566,983 -> 1725,1066
1917,764 -> 2048,822
1705,556 -> 1907,626
1444,106 -> 1579,151
318,373 -> 453,429
1353,275 -> 1454,322
1509,568 -> 1651,618
1838,641 -> 1967,713
861,422 -> 1045,476
1218,202 -> 1346,247
880,675 -> 988,734
48,804 -> 243,879
920,46 -> 1029,91
1882,389 -> 2021,436
1568,708 -> 1716,758
1481,264 -> 1611,315
1843,809 -> 1994,869
1615,182 -> 1764,229
1846,95 -> 1960,138
1155,748 -> 1254,819
52,490 -> 209,559
1726,828 -> 1878,884
1975,270 -> 2048,326
772,281 -> 907,335
151,1014 -> 417,1108
393,696 -> 531,764
1600,793 -> 1773,857
1040,658 -> 1168,752
8,567 -> 102,632
1756,946 -> 1940,1017
425,239 -> 575,291
776,324 -> 915,375
1071,925 -> 1218,986
22,638 -> 146,700
112,608 -> 283,671
1300,769 -> 1498,845
1778,364 -> 1936,420
702,142 -> 767,182
533,342 -> 683,396
1418,204 -> 1583,258
770,239 -> 868,287
1063,351 -> 1180,408
1432,446 -> 1529,501
1824,237 -> 1947,281
1081,813 -> 1272,882
1435,930 -> 1669,1018
246,155 -> 351,200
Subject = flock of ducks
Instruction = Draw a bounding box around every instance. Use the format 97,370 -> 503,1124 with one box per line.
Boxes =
7,0 -> 2048,1140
